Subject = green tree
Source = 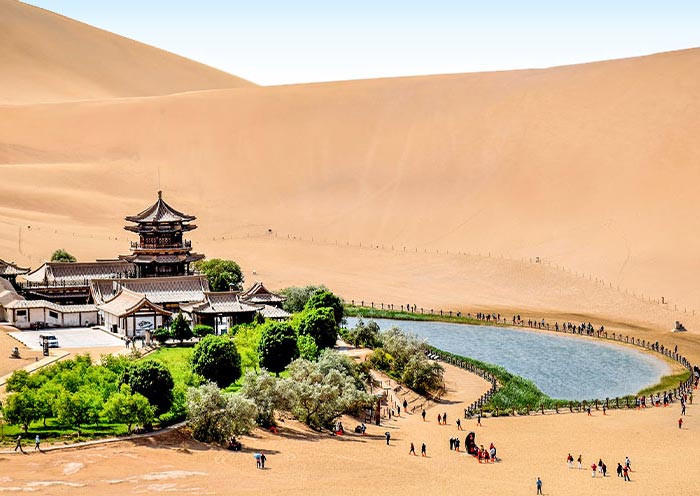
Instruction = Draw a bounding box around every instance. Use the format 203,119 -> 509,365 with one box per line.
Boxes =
5,369 -> 31,392
171,312 -> 193,343
401,356 -> 445,396
2,390 -> 40,433
152,327 -> 172,345
102,384 -> 154,434
231,323 -> 263,371
193,324 -> 215,338
258,321 -> 298,376
279,285 -> 328,313
194,259 -> 244,292
50,248 -> 76,262
297,334 -> 319,360
186,383 -> 257,443
191,335 -> 242,388
297,307 -> 338,350
55,388 -> 102,434
121,360 -> 175,415
304,290 -> 344,325
345,318 -> 380,348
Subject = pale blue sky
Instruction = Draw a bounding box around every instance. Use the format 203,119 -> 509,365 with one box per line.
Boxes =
25,1 -> 700,85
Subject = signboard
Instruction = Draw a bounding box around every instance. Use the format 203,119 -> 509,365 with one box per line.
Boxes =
135,316 -> 154,336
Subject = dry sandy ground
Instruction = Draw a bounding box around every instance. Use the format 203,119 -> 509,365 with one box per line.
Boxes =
0,363 -> 696,496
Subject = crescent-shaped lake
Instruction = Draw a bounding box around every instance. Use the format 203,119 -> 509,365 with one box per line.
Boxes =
346,317 -> 671,400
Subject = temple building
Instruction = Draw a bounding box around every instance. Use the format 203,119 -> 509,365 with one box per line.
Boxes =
0,259 -> 29,288
21,260 -> 134,304
119,191 -> 204,278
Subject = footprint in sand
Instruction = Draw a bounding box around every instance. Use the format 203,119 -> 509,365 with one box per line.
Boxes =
62,462 -> 84,475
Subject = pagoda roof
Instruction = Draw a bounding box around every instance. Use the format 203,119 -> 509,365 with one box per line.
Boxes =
240,281 -> 287,304
125,191 -> 196,224
23,260 -> 134,286
259,305 -> 291,320
90,275 -> 209,305
181,292 -> 262,315
122,253 -> 204,264
0,259 -> 29,276
0,277 -> 23,307
4,299 -> 96,314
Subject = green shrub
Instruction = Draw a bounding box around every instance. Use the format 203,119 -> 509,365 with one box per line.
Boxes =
191,335 -> 242,388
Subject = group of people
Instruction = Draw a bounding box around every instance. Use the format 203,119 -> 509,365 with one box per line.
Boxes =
408,442 -> 427,457
566,453 -> 631,481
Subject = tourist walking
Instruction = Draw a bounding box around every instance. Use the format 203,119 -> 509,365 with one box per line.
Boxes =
443,412 -> 447,425
536,477 -> 543,495
14,435 -> 24,453
260,452 -> 266,469
409,442 -> 416,455
34,435 -> 40,452
623,465 -> 630,481
625,456 -> 631,472
602,462 -> 607,477
449,437 -> 454,450
437,413 -> 442,424
454,438 -> 460,452
456,418 -> 462,430
617,463 -> 623,477
567,453 -> 573,468
591,463 -> 597,478
682,403 -> 686,415
422,410 -> 426,421
385,432 -> 391,445
421,443 -> 427,457
679,417 -> 683,429
577,454 -> 582,470
477,413 -> 482,427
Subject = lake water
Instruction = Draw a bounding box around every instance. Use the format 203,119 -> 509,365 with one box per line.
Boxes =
346,317 -> 670,400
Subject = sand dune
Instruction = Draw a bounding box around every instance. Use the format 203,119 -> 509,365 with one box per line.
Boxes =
0,0 -> 253,104
1,48 -> 700,332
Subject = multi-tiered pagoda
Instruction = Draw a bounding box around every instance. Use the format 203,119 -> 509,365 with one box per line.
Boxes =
120,191 -> 204,278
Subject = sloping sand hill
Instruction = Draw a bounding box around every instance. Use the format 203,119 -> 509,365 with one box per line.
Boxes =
1,47 -> 700,338
0,0 -> 253,104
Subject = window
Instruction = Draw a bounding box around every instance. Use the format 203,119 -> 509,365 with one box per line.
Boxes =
16,310 -> 26,316
49,311 -> 59,319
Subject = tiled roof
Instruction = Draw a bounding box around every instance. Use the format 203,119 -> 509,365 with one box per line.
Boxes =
240,281 -> 287,304
0,277 -> 23,306
97,288 -> 169,317
0,259 -> 29,276
185,292 -> 261,315
125,191 -> 196,224
23,260 -> 134,285
91,275 -> 209,305
4,299 -> 96,313
259,305 -> 291,319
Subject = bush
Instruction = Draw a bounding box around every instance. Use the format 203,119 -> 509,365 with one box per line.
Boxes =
258,321 -> 298,375
344,318 -> 380,348
193,324 -> 215,338
240,370 -> 291,426
102,384 -> 154,434
153,327 -> 172,345
186,383 -> 257,443
297,334 -> 319,360
304,290 -> 344,325
297,307 -> 338,350
171,312 -> 193,343
191,335 -> 242,388
121,360 -> 175,415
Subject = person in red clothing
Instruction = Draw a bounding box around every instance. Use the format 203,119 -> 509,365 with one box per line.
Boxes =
591,463 -> 597,478
679,417 -> 684,429
623,465 -> 630,481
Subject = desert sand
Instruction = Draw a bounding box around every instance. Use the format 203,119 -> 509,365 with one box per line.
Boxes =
1,1 -> 700,494
0,362 -> 697,496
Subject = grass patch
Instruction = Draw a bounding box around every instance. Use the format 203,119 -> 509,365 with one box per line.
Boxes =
147,345 -> 196,389
637,370 -> 691,396
0,419 -> 129,448
345,305 -> 508,327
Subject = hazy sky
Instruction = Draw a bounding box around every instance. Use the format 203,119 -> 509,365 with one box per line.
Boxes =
26,1 -> 700,85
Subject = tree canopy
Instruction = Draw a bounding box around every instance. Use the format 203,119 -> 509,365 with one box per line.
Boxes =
304,290 -> 344,325
50,248 -> 76,262
121,360 -> 174,415
279,285 -> 328,313
186,383 -> 257,443
191,335 -> 242,388
171,312 -> 193,343
258,321 -> 298,375
297,307 -> 338,350
194,259 -> 244,292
